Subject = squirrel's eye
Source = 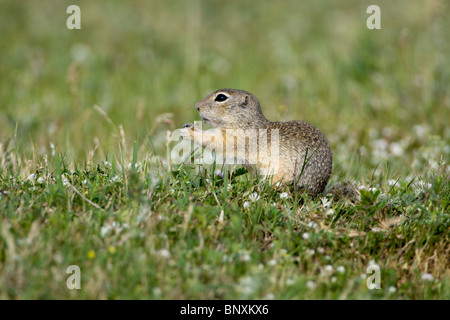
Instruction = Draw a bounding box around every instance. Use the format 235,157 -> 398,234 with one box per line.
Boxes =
214,94 -> 228,102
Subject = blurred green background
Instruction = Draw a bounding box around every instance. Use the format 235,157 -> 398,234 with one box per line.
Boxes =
0,0 -> 449,300
0,0 -> 449,176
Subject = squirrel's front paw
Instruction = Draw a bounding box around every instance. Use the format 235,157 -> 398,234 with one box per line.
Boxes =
180,123 -> 195,140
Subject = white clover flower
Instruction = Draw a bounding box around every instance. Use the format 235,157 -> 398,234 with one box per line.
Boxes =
264,293 -> 275,300
308,222 -> 318,228
240,253 -> 251,262
286,278 -> 295,286
279,192 -> 289,199
268,259 -> 277,266
336,266 -> 345,274
321,197 -> 332,208
152,287 -> 162,297
214,169 -> 224,177
421,273 -> 434,282
302,232 -> 310,240
306,281 -> 316,289
388,286 -> 397,295
324,265 -> 333,273
50,143 -> 55,156
110,175 -> 121,183
156,249 -> 171,259
243,201 -> 251,209
249,192 -> 260,202
238,276 -> 257,296
61,175 -> 70,187
317,247 -> 325,254
37,177 -> 45,184
100,225 -> 111,237
412,124 -> 428,139
387,179 -> 397,186
27,174 -> 36,181
389,142 -> 403,156
326,208 -> 335,216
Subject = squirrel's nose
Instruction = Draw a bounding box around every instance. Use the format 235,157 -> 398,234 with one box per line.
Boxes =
195,103 -> 200,111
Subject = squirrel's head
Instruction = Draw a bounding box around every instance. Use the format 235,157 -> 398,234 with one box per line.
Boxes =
194,89 -> 268,129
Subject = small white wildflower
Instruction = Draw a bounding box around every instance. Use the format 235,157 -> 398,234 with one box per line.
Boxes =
306,280 -> 316,289
61,175 -> 69,187
110,175 -> 121,183
156,249 -> 171,259
268,259 -> 277,266
238,276 -> 257,295
104,161 -> 111,168
324,265 -> 333,273
387,179 -> 397,187
421,273 -> 434,282
388,286 -> 397,295
152,287 -> 162,297
412,124 -> 427,139
324,255 -> 331,261
308,222 -> 318,228
317,247 -> 325,254
27,174 -> 36,181
240,253 -> 251,262
37,177 -> 45,184
321,197 -> 332,208
50,143 -> 55,156
286,278 -> 295,286
389,142 -> 403,156
214,169 -> 224,177
100,225 -> 111,237
243,201 -> 251,209
249,192 -> 260,202
279,192 -> 289,200
305,249 -> 315,256
336,266 -> 345,274
82,179 -> 88,185
302,232 -> 310,240
417,180 -> 432,189
265,293 -> 275,300
331,277 -> 337,283
326,208 -> 335,216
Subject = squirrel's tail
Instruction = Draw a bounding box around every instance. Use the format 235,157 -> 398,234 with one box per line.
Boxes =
325,181 -> 361,202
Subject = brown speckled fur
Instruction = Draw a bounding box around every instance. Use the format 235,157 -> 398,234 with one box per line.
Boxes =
185,89 -> 333,197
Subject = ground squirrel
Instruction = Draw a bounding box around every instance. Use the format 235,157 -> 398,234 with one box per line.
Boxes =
180,89 -> 333,197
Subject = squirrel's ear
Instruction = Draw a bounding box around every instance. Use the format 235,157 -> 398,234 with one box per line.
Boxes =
240,95 -> 249,107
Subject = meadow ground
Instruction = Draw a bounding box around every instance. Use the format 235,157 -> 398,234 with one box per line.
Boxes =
0,0 -> 449,299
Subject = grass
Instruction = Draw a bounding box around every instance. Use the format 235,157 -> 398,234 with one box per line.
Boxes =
0,0 -> 449,299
